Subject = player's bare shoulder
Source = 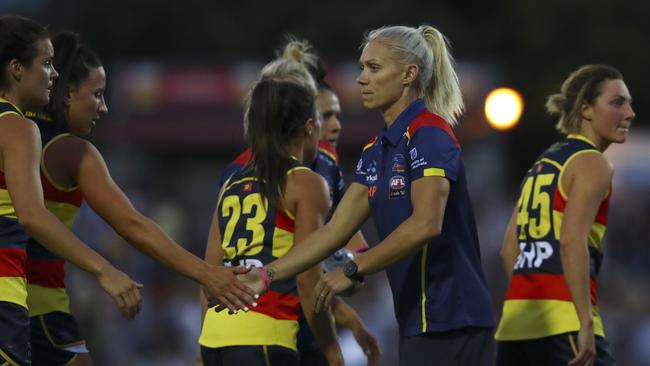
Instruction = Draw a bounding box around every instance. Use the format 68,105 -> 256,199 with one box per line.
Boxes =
287,167 -> 328,199
46,134 -> 94,158
570,150 -> 613,182
0,113 -> 39,143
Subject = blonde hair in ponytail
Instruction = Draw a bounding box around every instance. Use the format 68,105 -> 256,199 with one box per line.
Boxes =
418,26 -> 464,126
365,25 -> 464,126
243,38 -> 319,135
260,38 -> 318,96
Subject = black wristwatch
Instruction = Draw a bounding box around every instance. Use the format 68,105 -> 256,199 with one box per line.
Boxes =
343,260 -> 364,283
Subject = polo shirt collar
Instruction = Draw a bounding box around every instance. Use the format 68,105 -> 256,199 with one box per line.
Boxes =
381,99 -> 426,146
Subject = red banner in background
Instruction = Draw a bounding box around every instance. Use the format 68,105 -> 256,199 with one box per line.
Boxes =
104,61 -> 499,149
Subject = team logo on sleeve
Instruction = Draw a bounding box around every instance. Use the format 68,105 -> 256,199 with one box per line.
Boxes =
409,147 -> 428,169
391,153 -> 406,173
389,175 -> 406,199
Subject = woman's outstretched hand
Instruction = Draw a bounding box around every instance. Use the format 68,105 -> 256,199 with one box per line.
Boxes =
201,264 -> 259,313
96,265 -> 143,320
206,266 -> 265,313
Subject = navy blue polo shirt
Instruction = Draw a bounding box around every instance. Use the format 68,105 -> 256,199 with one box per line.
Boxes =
354,99 -> 495,336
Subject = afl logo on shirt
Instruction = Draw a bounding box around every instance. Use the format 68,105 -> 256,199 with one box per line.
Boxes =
389,175 -> 406,199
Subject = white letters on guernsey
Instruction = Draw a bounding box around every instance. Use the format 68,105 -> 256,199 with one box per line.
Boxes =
514,241 -> 553,269
224,259 -> 264,268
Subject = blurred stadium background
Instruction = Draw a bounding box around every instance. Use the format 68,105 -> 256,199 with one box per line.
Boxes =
2,0 -> 649,364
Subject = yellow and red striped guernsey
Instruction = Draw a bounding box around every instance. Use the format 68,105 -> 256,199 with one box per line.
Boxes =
24,113 -> 83,316
0,98 -> 30,309
200,160 -> 310,351
495,134 -> 610,341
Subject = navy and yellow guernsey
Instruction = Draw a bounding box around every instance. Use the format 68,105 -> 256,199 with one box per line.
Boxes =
354,99 -> 495,336
221,144 -> 347,361
0,98 -> 31,365
495,134 -> 610,341
200,161 -> 310,351
24,112 -> 83,318
0,98 -> 30,309
18,112 -> 88,363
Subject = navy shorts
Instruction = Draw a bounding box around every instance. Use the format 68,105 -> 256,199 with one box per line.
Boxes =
399,326 -> 494,366
30,311 -> 86,366
201,345 -> 298,366
496,332 -> 616,366
0,301 -> 30,366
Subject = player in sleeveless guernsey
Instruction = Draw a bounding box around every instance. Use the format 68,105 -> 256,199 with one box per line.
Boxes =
219,137 -> 378,366
23,32 -> 255,365
240,25 -> 495,366
200,80 -> 342,365
496,65 -> 634,366
1,17 -> 135,366
2,17 -> 143,366
216,39 -> 379,365
0,96 -> 34,366
24,111 -> 88,365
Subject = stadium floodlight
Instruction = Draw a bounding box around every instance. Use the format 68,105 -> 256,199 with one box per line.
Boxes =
484,87 -> 524,131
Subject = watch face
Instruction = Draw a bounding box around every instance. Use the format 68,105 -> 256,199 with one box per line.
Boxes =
344,261 -> 358,277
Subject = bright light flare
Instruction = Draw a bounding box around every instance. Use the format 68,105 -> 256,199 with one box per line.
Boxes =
485,88 -> 524,130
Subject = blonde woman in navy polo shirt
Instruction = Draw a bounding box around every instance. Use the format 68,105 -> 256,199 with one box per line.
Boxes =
239,24 -> 496,366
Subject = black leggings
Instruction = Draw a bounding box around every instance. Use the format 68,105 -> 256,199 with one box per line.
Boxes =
201,345 -> 299,366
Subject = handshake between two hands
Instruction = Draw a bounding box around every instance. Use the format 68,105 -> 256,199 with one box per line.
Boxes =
203,265 -> 362,314
204,265 -> 265,314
